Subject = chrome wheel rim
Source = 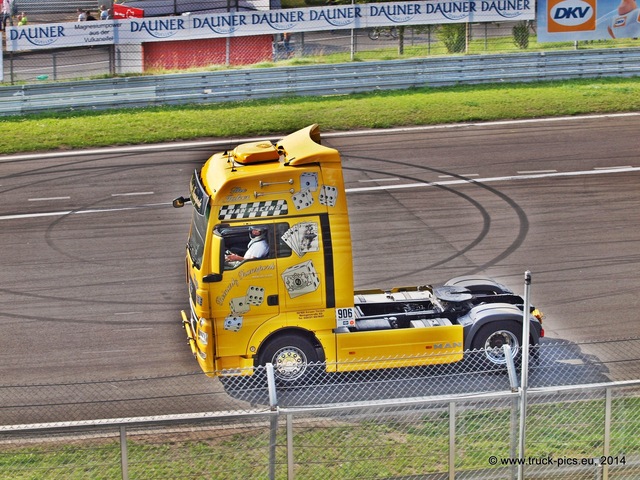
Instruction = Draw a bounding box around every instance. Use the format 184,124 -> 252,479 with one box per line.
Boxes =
272,346 -> 308,381
483,330 -> 519,365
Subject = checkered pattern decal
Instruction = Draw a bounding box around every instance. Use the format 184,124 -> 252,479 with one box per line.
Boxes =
218,200 -> 289,220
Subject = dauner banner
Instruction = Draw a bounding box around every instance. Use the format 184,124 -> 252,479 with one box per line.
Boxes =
5,0 -> 534,51
538,0 -> 640,40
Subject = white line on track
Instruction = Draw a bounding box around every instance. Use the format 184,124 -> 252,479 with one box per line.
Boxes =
438,174 -> 479,178
113,327 -> 153,332
81,350 -> 128,354
347,166 -> 640,193
358,177 -> 400,183
0,206 -> 143,221
111,192 -> 154,197
28,196 -> 71,201
517,170 -> 558,174
594,166 -> 632,170
2,166 -> 639,221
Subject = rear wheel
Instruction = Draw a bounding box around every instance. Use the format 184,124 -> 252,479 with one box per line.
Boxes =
258,334 -> 320,385
471,321 -> 522,369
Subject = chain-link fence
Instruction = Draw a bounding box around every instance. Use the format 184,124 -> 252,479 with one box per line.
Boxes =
1,23 -> 537,83
1,337 -> 640,478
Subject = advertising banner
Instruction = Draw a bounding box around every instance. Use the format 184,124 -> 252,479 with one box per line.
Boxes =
537,0 -> 640,41
5,0 -> 535,52
113,4 -> 145,19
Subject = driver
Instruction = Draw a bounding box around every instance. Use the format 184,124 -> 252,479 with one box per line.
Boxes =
225,226 -> 269,263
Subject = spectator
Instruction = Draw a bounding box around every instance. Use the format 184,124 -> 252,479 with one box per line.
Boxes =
99,4 -> 109,20
86,10 -> 97,21
1,0 -> 13,31
282,32 -> 293,57
77,8 -> 86,21
17,11 -> 26,25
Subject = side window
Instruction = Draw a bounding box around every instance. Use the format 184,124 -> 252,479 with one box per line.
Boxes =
222,222 -> 293,269
222,224 -> 270,270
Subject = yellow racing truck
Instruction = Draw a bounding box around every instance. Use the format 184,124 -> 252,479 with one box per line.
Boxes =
173,125 -> 543,383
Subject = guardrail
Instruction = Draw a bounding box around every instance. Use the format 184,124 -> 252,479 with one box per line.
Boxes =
1,47 -> 640,116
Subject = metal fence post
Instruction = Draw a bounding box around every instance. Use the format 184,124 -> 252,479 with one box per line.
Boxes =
287,413 -> 295,480
449,401 -> 456,480
267,363 -> 278,480
504,345 -> 519,392
510,396 -> 519,480
109,45 -> 116,76
9,50 -> 15,85
52,53 -> 58,81
120,425 -> 129,480
517,270 -> 532,480
504,344 -> 519,480
603,388 -> 612,480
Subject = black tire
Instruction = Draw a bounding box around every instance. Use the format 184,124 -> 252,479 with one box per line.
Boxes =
389,27 -> 399,39
368,29 -> 380,40
258,333 -> 320,385
471,321 -> 522,370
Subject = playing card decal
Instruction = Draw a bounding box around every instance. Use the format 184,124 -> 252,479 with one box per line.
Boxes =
282,260 -> 321,299
282,222 -> 319,257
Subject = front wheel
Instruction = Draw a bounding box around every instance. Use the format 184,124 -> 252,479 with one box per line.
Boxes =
258,334 -> 320,385
368,29 -> 380,40
471,321 -> 522,369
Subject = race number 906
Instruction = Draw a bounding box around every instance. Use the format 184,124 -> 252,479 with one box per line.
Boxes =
336,307 -> 355,327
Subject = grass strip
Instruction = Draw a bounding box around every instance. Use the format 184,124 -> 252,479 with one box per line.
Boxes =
1,77 -> 640,155
1,397 -> 639,479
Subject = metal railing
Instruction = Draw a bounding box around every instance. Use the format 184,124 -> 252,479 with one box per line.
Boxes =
2,47 -> 640,116
2,338 -> 640,479
1,379 -> 639,479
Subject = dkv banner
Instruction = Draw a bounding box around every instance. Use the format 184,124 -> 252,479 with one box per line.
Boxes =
538,0 -> 640,41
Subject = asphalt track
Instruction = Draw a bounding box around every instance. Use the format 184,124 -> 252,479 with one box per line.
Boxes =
1,113 -> 639,417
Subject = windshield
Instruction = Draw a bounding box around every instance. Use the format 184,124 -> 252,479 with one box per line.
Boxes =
188,209 -> 208,269
187,170 -> 210,270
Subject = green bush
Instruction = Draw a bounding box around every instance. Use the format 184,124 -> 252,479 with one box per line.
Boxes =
438,24 -> 467,53
512,21 -> 530,49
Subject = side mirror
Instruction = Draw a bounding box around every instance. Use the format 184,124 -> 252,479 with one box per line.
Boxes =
172,196 -> 189,208
210,234 -> 225,276
203,273 -> 222,283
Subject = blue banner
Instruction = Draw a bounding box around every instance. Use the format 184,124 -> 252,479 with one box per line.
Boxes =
6,1 -> 535,51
